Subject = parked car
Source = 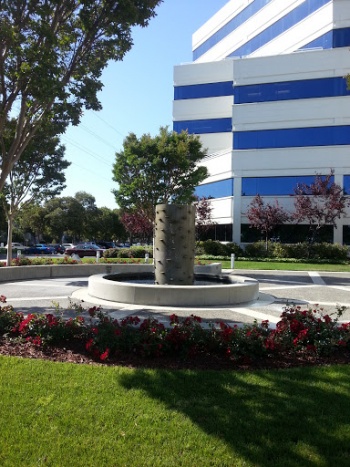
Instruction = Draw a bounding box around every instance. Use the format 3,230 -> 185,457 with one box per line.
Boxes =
65,243 -> 104,258
24,244 -> 55,255
49,244 -> 65,254
62,243 -> 76,250
96,241 -> 117,249
5,242 -> 27,250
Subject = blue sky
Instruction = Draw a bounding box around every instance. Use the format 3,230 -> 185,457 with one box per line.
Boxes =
60,1 -> 228,209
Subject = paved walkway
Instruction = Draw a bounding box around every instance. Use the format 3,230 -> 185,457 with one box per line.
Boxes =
1,269 -> 350,326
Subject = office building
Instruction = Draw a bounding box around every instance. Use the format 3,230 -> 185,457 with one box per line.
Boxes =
173,0 -> 350,244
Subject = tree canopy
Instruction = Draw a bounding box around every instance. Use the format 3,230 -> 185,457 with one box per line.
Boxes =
292,171 -> 348,243
246,194 -> 289,247
112,127 -> 209,222
2,122 -> 70,262
0,0 -> 162,190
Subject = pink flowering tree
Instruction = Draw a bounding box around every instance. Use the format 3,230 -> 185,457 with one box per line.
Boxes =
292,171 -> 348,244
246,195 -> 290,250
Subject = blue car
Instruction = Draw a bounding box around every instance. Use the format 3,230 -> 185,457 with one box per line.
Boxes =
24,244 -> 55,255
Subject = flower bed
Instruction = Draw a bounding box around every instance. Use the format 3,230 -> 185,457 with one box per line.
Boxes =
0,295 -> 349,368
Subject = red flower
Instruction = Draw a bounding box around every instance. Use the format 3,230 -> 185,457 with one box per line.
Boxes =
88,306 -> 97,317
100,348 -> 110,361
191,315 -> 202,323
169,314 -> 179,324
306,344 -> 316,352
85,338 -> 94,351
92,327 -> 99,335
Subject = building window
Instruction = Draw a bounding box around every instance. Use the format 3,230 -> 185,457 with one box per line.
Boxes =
241,176 -> 331,196
174,118 -> 232,135
344,175 -> 350,195
228,0 -> 331,59
343,226 -> 350,245
234,77 -> 350,104
196,178 -> 233,199
174,82 -> 233,100
234,126 -> 350,150
193,0 -> 273,61
197,224 -> 233,242
241,223 -> 333,243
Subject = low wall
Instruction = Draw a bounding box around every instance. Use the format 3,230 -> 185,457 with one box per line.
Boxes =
0,262 -> 222,282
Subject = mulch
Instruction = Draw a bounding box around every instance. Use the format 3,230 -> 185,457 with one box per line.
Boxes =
1,337 -> 349,371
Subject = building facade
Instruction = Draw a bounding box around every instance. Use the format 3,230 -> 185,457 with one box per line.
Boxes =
173,0 -> 350,245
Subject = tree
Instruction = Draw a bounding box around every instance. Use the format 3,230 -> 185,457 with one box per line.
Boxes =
94,207 -> 126,242
74,191 -> 99,240
113,127 -> 209,223
121,211 -> 153,244
0,0 -> 162,191
43,196 -> 85,242
292,171 -> 348,243
2,126 -> 70,264
193,196 -> 215,240
18,202 -> 47,242
246,194 -> 290,249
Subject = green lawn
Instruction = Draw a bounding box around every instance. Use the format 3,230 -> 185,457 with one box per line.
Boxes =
1,356 -> 350,466
225,260 -> 350,272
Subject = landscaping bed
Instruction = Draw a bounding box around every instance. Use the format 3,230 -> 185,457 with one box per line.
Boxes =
1,297 -> 349,371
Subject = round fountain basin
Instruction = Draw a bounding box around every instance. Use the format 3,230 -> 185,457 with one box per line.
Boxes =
88,272 -> 259,307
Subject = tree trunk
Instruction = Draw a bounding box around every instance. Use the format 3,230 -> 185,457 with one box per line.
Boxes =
6,215 -> 13,266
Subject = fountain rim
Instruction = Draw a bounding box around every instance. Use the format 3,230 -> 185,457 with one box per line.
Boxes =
87,272 -> 259,307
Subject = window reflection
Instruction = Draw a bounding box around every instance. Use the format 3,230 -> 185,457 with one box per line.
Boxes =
195,178 -> 233,198
344,175 -> 350,195
242,175 -> 334,196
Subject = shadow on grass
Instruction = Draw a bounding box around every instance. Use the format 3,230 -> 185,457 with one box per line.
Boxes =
120,365 -> 350,466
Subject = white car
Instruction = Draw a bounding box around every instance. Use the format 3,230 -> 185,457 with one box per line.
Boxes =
62,243 -> 76,250
5,242 -> 27,250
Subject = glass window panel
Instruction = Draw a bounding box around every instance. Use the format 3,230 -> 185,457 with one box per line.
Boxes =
344,175 -> 350,195
195,179 -> 233,199
241,175 -> 335,196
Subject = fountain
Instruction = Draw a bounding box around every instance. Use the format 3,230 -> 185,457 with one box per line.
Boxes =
87,204 -> 259,307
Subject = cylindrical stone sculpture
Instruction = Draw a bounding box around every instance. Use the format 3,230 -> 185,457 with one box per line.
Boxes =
154,204 -> 196,285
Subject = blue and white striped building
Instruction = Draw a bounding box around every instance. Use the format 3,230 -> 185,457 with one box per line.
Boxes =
173,0 -> 350,245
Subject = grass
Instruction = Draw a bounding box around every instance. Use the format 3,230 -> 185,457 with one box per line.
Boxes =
1,356 -> 350,466
13,255 -> 350,272
222,260 -> 350,272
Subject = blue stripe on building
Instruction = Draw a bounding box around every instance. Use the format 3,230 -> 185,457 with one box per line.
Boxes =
234,77 -> 350,104
300,27 -> 350,50
228,0 -> 331,58
174,118 -> 232,134
233,126 -> 350,149
193,0 -> 273,61
174,81 -> 233,100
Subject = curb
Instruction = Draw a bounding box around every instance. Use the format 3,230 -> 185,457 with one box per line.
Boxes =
0,262 -> 222,283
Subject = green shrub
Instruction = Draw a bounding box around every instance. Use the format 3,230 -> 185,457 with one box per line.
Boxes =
103,247 -> 125,258
128,246 -> 153,259
283,243 -> 310,259
244,241 -> 269,258
196,240 -> 237,256
224,242 -> 244,256
103,246 -> 153,259
308,242 -> 348,261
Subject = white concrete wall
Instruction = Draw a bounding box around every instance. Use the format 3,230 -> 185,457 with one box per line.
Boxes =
233,48 -> 350,86
233,96 -> 350,131
174,96 -> 233,121
173,60 -> 234,86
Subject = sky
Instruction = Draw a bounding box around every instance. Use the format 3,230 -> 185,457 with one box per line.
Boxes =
60,0 -> 229,209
